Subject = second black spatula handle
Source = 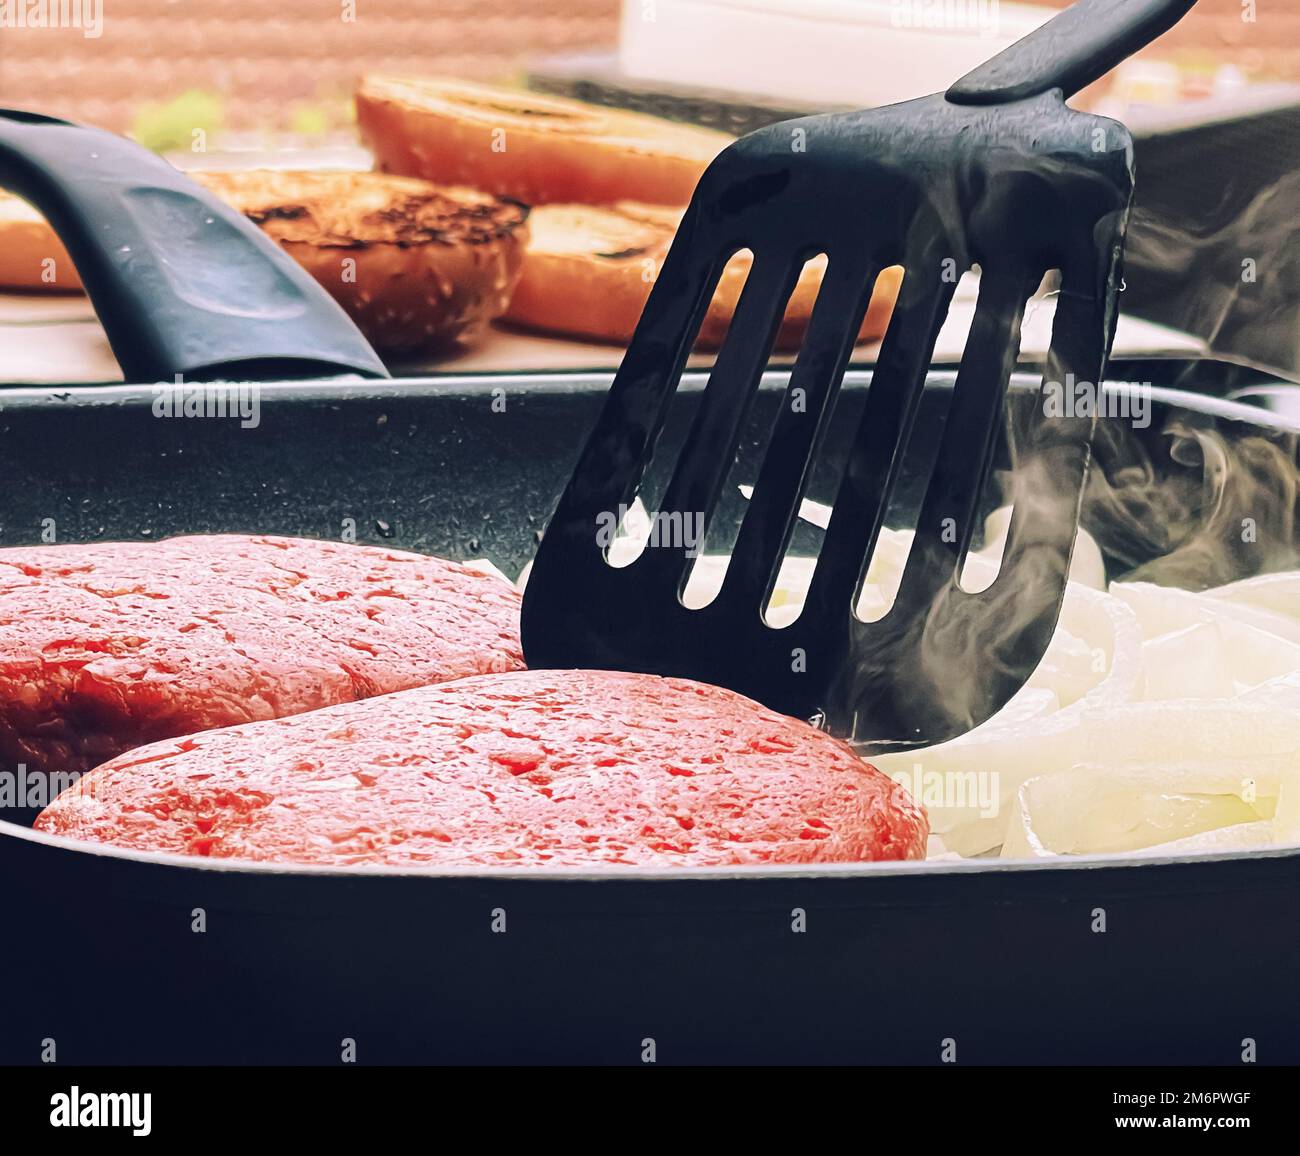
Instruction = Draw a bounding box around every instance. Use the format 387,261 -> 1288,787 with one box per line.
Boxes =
0,109 -> 388,382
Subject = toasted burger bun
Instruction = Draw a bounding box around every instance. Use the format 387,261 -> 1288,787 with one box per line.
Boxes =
355,76 -> 732,207
0,194 -> 80,291
505,203 -> 903,352
0,171 -> 529,353
198,170 -> 529,353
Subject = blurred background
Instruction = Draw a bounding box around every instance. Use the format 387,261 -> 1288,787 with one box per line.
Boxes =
0,0 -> 1294,141
0,0 -> 618,141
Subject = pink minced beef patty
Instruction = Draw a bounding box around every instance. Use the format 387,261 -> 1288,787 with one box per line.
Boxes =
34,670 -> 929,867
0,535 -> 523,777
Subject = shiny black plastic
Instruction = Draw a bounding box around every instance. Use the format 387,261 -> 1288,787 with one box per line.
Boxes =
524,0 -> 1198,749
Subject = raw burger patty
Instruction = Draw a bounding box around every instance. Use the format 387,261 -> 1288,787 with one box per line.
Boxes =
34,670 -> 928,867
0,535 -> 523,777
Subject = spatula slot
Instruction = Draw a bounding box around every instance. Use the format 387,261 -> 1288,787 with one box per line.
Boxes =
957,268 -> 1064,595
676,251 -> 847,611
974,260 -> 1113,635
757,242 -> 966,636
734,259 -> 901,625
636,246 -> 813,599
605,246 -> 758,572
892,265 -> 1039,612
840,263 -> 978,624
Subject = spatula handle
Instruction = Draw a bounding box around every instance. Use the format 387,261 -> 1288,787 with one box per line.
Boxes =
947,0 -> 1197,105
0,109 -> 388,382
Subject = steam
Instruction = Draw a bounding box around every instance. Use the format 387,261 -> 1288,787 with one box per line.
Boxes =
1083,412 -> 1299,589
896,152 -> 1300,731
872,386 -> 1299,748
1124,169 -> 1300,379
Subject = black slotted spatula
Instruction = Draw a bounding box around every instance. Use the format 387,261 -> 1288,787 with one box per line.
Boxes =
522,0 -> 1198,752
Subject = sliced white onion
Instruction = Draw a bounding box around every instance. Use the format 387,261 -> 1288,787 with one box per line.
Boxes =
1006,755 -> 1286,857
1112,580 -> 1300,646
1204,570 -> 1300,623
1139,622 -> 1236,701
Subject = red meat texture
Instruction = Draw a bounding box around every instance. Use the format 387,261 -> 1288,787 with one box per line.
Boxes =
35,670 -> 929,867
0,535 -> 524,777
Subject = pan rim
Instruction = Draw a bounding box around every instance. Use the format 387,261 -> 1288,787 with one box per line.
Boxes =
4,816 -> 1297,880
0,370 -> 1297,436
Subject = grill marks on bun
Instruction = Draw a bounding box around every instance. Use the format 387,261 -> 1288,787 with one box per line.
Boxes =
201,169 -> 526,251
195,170 -> 529,352
0,171 -> 530,353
